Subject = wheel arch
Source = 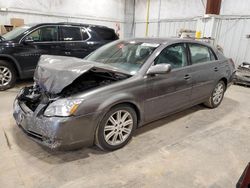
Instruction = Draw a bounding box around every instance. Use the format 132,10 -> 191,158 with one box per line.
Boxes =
0,55 -> 21,77
108,102 -> 141,127
219,77 -> 228,89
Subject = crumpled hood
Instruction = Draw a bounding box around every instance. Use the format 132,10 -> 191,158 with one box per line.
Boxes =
34,55 -> 131,94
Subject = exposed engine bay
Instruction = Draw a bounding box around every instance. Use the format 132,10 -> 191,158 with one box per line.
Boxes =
18,70 -> 129,112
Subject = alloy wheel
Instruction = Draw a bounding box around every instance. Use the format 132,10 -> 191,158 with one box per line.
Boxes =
212,82 -> 224,105
0,66 -> 12,87
104,110 -> 133,146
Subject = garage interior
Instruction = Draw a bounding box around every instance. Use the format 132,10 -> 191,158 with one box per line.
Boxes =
0,0 -> 250,187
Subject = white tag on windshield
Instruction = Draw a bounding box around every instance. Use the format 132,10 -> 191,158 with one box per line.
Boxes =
141,43 -> 159,48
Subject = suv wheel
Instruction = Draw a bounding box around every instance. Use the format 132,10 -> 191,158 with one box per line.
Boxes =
0,60 -> 17,91
95,105 -> 137,151
204,81 -> 225,108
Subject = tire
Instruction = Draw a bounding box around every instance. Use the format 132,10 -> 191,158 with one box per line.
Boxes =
204,81 -> 226,108
0,60 -> 17,91
95,104 -> 137,151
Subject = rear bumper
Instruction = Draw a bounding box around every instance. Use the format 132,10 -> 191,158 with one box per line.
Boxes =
13,99 -> 99,150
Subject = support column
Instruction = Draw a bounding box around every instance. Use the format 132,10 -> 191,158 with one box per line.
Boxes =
206,0 -> 222,15
124,0 -> 135,39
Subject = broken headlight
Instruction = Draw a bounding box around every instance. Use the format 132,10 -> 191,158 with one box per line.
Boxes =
44,98 -> 83,117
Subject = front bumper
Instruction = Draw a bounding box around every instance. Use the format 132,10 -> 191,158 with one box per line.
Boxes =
13,99 -> 99,150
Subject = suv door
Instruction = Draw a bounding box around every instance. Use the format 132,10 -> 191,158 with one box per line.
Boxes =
144,43 -> 193,122
15,26 -> 59,75
187,43 -> 219,103
59,26 -> 92,58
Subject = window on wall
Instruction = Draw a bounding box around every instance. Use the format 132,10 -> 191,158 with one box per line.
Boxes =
60,26 -> 82,41
189,44 -> 215,64
154,43 -> 187,69
27,26 -> 58,42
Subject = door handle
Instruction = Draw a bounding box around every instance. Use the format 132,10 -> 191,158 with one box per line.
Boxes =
214,67 -> 218,72
184,74 -> 191,80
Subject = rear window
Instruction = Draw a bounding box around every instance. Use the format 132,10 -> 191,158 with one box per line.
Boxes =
92,27 -> 118,40
60,26 -> 82,41
189,43 -> 215,64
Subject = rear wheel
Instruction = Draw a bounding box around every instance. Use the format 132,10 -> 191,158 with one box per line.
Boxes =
0,60 -> 17,90
204,81 -> 225,108
95,105 -> 137,151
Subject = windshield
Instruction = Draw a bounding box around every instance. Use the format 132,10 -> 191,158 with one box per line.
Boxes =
2,25 -> 31,40
85,41 -> 158,74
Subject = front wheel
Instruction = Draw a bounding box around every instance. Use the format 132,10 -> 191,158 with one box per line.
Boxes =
95,105 -> 137,151
0,60 -> 17,91
204,81 -> 226,108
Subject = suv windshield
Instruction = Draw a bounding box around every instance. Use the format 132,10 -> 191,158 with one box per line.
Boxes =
85,41 -> 158,74
2,25 -> 31,40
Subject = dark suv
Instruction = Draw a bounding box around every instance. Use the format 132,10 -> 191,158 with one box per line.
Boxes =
0,22 -> 118,90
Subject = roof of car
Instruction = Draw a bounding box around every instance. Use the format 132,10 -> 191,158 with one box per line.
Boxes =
27,22 -> 111,29
128,37 -> 212,45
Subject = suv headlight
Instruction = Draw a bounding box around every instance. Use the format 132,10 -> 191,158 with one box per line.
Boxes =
44,98 -> 83,117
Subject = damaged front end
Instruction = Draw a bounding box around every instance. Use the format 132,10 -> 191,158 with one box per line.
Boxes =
234,62 -> 250,86
13,55 -> 131,149
13,85 -> 64,149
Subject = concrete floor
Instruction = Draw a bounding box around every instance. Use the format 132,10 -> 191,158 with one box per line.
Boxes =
0,82 -> 250,188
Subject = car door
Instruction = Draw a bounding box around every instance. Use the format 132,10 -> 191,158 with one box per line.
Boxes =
14,26 -> 60,74
144,43 -> 193,122
59,26 -> 93,58
187,43 -> 220,103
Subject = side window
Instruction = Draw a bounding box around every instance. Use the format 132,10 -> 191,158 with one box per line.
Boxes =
92,27 -> 118,40
154,43 -> 187,69
60,26 -> 82,41
81,27 -> 89,41
189,44 -> 211,64
27,26 -> 58,42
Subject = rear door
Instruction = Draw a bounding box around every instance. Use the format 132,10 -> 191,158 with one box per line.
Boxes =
144,43 -> 193,122
59,26 -> 92,58
187,43 -> 220,103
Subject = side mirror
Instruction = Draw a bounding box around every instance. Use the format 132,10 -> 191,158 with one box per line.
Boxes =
23,37 -> 34,44
147,64 -> 171,75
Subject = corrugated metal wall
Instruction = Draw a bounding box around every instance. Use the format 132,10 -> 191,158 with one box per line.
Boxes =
135,19 -> 197,37
0,0 -> 125,37
215,17 -> 250,66
158,19 -> 197,37
134,16 -> 250,66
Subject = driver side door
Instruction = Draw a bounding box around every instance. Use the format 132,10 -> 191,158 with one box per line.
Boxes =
144,43 -> 193,122
14,26 -> 60,76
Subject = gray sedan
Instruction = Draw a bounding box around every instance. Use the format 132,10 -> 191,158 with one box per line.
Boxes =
13,38 -> 235,151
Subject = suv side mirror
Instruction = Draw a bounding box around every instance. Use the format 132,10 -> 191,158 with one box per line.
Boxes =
147,64 -> 171,75
23,37 -> 34,44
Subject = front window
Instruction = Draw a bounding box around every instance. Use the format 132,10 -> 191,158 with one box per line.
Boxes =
85,41 -> 158,74
2,25 -> 31,40
154,43 -> 187,69
26,26 -> 58,42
